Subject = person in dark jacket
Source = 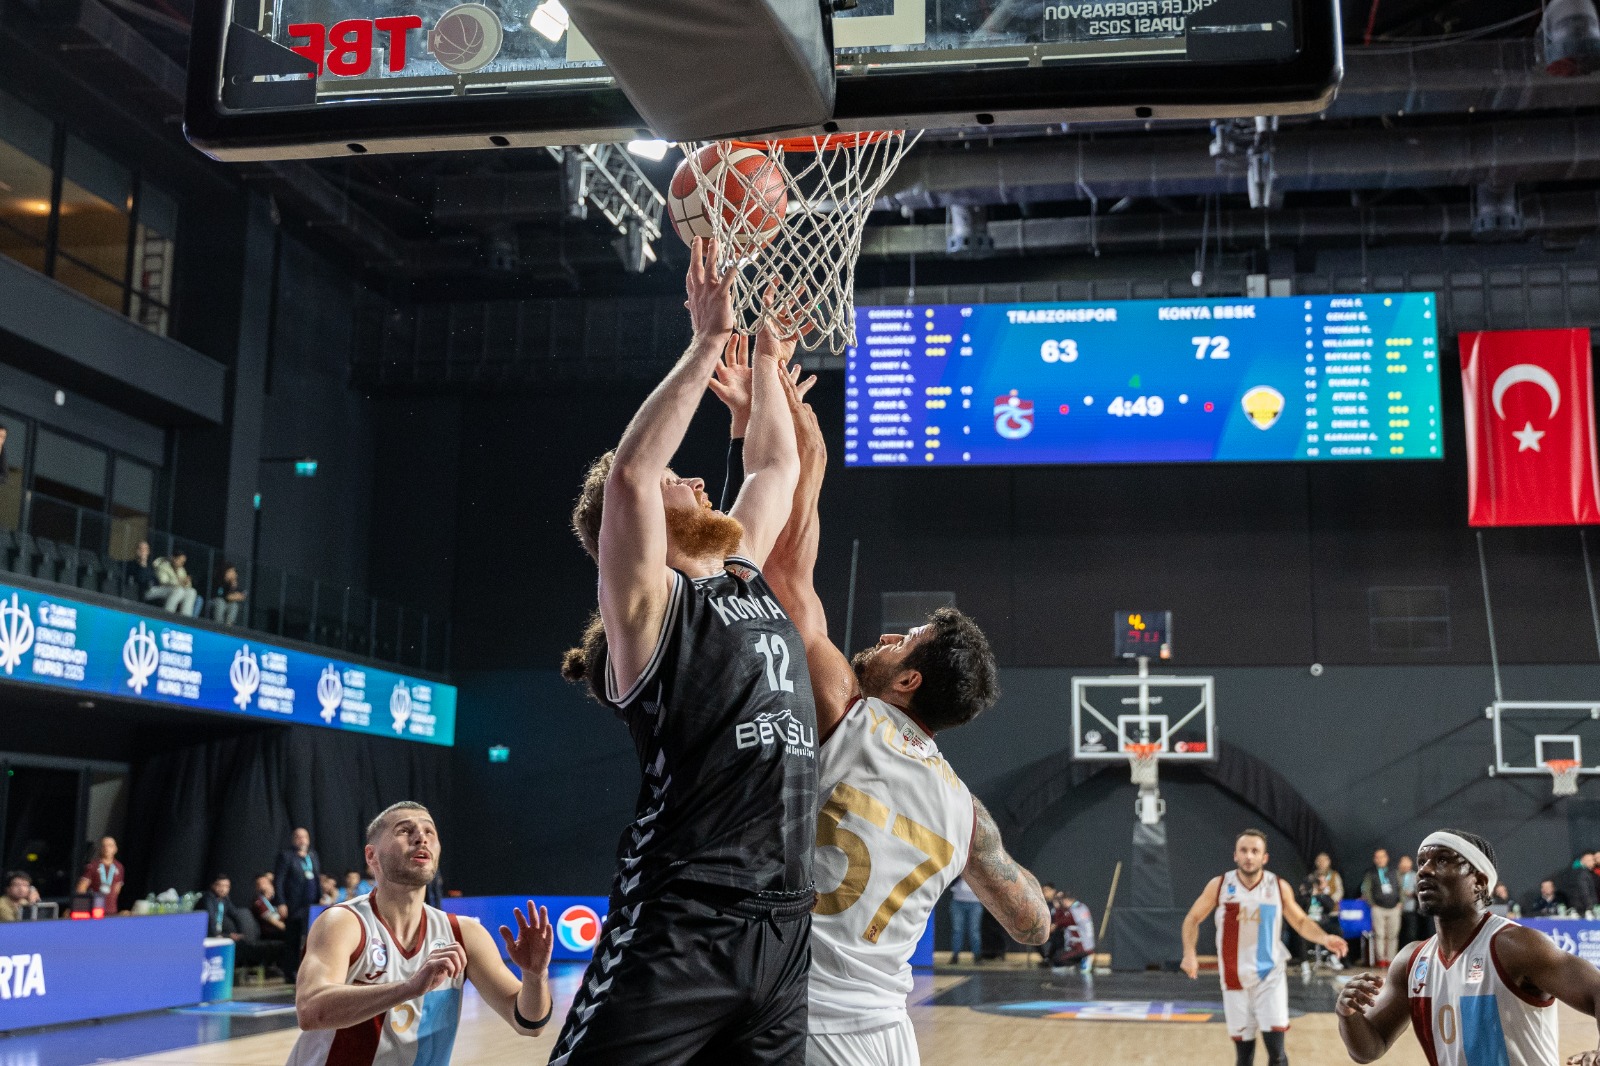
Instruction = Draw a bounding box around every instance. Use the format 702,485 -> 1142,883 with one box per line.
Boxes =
1563,852 -> 1598,915
271,827 -> 322,979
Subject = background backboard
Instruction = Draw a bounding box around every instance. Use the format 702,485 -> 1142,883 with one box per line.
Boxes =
1072,671 -> 1216,762
1488,701 -> 1600,779
186,0 -> 1342,159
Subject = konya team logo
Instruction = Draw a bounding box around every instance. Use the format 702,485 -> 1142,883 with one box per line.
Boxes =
557,905 -> 603,953
1241,385 -> 1284,430
994,391 -> 1034,440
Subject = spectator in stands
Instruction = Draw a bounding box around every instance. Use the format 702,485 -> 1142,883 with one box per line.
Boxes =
252,872 -> 288,939
1044,890 -> 1096,970
199,874 -> 247,939
338,869 -> 370,901
0,871 -> 38,921
151,549 -> 200,615
317,873 -> 339,906
1361,848 -> 1403,966
75,836 -> 125,912
1531,879 -> 1568,916
947,874 -> 984,965
1397,853 -> 1420,947
127,540 -> 158,601
1297,853 -> 1345,963
1488,883 -> 1521,918
273,827 -> 322,977
1563,852 -> 1599,915
209,564 -> 248,625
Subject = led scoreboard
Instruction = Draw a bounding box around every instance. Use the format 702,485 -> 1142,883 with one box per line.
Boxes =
843,293 -> 1442,466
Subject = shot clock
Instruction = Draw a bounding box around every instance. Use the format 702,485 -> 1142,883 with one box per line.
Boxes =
1116,611 -> 1172,661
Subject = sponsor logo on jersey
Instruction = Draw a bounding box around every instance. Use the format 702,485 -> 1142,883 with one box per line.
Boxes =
1466,956 -> 1485,984
736,708 -> 816,758
1411,955 -> 1430,995
557,905 -> 602,952
725,563 -> 756,582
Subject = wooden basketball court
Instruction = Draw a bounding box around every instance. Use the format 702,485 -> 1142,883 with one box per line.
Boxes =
91,961 -> 1597,1066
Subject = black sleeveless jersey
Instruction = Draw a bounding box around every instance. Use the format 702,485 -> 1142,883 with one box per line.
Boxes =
595,556 -> 819,899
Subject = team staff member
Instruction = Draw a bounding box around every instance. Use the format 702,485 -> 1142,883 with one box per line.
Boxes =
1338,830 -> 1600,1066
555,241 -> 816,1065
1182,829 -> 1349,1066
288,801 -> 552,1066
274,827 -> 323,971
75,836 -> 124,911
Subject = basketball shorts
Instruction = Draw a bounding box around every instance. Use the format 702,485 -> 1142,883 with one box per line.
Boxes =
547,886 -> 813,1066
807,1017 -> 920,1066
1222,967 -> 1290,1041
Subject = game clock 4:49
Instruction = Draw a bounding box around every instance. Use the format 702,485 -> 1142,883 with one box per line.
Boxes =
1116,611 -> 1172,660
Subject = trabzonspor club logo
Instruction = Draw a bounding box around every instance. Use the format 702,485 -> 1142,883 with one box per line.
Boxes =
557,905 -> 602,953
994,391 -> 1034,440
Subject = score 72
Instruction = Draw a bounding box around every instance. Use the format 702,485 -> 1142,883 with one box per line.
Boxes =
1192,336 -> 1230,360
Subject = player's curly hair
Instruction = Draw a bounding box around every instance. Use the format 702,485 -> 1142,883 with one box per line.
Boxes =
902,607 -> 1000,731
572,451 -> 615,561
560,611 -> 608,703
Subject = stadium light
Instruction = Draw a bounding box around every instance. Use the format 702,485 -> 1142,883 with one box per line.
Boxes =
626,139 -> 670,162
530,0 -> 568,42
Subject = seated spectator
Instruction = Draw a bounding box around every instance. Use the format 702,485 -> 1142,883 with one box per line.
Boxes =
126,541 -> 158,601
209,565 -> 248,626
338,870 -> 371,901
0,871 -> 38,921
199,874 -> 247,939
317,873 -> 339,906
1530,879 -> 1568,917
1488,883 -> 1520,918
150,549 -> 199,615
251,872 -> 288,941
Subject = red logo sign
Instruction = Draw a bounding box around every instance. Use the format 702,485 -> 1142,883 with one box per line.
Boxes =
287,17 -> 423,77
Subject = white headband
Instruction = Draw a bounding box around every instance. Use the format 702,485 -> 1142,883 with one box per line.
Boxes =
1419,832 -> 1498,895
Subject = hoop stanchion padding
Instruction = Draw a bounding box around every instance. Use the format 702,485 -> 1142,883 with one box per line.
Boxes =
678,131 -> 920,352
1548,759 -> 1582,796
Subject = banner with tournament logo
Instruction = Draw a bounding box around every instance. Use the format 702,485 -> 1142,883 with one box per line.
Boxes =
444,896 -> 608,962
0,581 -> 454,746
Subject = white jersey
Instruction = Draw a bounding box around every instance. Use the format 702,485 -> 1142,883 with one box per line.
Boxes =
1405,914 -> 1558,1066
285,894 -> 465,1066
809,697 -> 974,1035
1214,869 -> 1287,991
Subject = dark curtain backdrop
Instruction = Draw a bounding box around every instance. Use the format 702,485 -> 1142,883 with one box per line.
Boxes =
123,727 -> 451,903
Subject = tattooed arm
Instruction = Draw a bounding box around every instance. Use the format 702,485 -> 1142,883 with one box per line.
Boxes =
961,797 -> 1051,946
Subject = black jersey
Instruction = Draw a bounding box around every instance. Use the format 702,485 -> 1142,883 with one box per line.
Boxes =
595,556 -> 819,899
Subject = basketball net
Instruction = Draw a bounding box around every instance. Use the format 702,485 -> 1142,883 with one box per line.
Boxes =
1127,742 -> 1162,789
679,131 -> 921,351
1547,758 -> 1582,797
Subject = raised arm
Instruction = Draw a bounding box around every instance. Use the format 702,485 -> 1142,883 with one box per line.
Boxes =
1336,944 -> 1421,1063
1180,877 -> 1222,978
600,239 -> 735,693
725,325 -> 800,567
458,903 -> 553,1037
961,797 -> 1050,946
762,372 -> 860,741
295,908 -> 466,1031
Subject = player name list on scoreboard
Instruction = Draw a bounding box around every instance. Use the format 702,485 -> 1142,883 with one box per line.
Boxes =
843,292 -> 1441,467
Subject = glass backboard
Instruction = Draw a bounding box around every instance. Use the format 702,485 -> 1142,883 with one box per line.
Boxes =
186,0 -> 1341,160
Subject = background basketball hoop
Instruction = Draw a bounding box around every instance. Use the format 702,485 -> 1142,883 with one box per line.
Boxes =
1127,742 -> 1163,789
1547,758 -> 1582,796
675,131 -> 920,351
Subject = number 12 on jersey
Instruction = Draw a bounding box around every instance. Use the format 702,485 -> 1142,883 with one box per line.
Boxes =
814,782 -> 955,944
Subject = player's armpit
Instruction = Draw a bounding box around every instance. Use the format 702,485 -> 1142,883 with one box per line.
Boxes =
961,797 -> 1050,946
1493,923 -> 1600,1014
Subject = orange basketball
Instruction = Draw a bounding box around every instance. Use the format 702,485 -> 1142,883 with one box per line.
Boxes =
668,144 -> 788,251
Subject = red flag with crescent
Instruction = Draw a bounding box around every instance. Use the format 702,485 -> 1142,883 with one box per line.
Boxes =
1460,328 -> 1600,526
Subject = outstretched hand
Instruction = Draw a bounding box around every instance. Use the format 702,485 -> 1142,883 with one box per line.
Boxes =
708,333 -> 753,436
685,238 -> 736,341
777,355 -> 824,464
498,901 -> 554,976
1325,934 -> 1350,958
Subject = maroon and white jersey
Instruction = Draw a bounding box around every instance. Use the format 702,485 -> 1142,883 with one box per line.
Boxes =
1405,914 -> 1558,1066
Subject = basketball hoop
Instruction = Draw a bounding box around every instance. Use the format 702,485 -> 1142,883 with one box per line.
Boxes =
1127,743 -> 1162,789
676,130 -> 921,351
1547,758 -> 1582,797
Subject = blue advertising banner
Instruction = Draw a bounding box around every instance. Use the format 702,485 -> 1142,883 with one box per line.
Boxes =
0,912 -> 207,1030
846,292 -> 1442,467
1520,918 -> 1600,967
441,896 -> 936,968
0,582 -> 455,746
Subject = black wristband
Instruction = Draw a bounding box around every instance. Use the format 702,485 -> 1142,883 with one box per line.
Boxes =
515,999 -> 553,1030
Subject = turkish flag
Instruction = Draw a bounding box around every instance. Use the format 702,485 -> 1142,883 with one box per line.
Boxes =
1460,328 -> 1600,526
